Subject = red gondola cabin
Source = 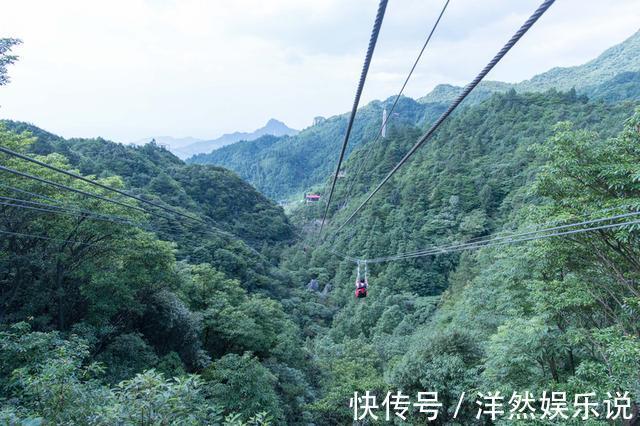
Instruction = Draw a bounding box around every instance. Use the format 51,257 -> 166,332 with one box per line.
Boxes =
305,194 -> 321,203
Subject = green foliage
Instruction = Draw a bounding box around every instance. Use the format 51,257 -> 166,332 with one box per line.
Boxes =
114,371 -> 223,425
177,263 -> 305,368
0,333 -> 274,425
172,164 -> 295,243
96,333 -> 159,384
1,323 -> 226,425
587,71 -> 640,102
203,353 -> 284,423
156,351 -> 187,378
390,329 -> 482,422
309,337 -> 388,425
0,124 -> 309,423
0,38 -> 21,87
286,92 -> 640,422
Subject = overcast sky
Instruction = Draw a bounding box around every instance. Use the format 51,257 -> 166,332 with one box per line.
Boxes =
0,0 -> 638,142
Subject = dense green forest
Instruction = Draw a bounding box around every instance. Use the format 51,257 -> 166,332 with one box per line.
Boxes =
284,89 -> 640,423
0,122 -> 318,424
2,31 -> 640,425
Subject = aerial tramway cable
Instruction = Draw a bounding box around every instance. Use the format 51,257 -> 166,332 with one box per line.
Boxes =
334,0 -> 556,236
367,216 -> 640,264
0,183 -> 245,242
0,197 -> 137,226
0,164 -> 155,215
342,0 -> 451,207
0,196 -> 248,249
0,146 -> 235,237
325,209 -> 640,265
0,182 -> 63,205
318,0 -> 389,237
0,167 -> 271,261
0,162 -> 234,238
0,229 -> 107,247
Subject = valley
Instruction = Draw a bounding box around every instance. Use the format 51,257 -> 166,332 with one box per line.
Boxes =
1,18 -> 639,426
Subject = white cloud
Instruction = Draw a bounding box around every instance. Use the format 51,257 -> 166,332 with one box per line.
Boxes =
0,0 -> 638,142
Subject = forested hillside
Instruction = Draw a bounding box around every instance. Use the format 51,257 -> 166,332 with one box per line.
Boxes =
3,88 -> 639,424
189,97 -> 445,200
2,121 -> 295,247
0,125 -> 315,424
284,88 -> 640,423
419,30 -> 640,104
191,30 -> 640,202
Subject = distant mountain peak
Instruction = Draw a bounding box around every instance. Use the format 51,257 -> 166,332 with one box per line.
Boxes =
263,118 -> 295,133
266,118 -> 284,126
131,119 -> 298,160
173,119 -> 298,160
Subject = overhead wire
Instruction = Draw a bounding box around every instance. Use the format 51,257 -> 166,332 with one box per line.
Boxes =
0,229 -> 106,248
325,207 -> 640,264
0,201 -> 266,261
0,198 -> 137,226
0,183 -> 237,242
0,193 -> 134,221
0,163 -> 235,239
0,164 -> 156,216
0,147 -> 237,239
342,0 -> 451,208
452,204 -> 637,248
318,0 -> 389,237
334,0 -> 556,236
0,146 -> 215,229
365,211 -> 640,263
326,247 -> 359,263
392,209 -> 640,259
0,175 -> 267,261
0,182 -> 63,205
0,199 -> 226,244
366,217 -> 640,264
0,187 -> 221,236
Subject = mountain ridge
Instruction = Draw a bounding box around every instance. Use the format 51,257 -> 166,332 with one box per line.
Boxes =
190,29 -> 640,200
419,29 -> 640,104
132,118 -> 298,160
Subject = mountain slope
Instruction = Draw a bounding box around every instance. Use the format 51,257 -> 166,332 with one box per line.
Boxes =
420,29 -> 640,104
295,89 -> 635,295
191,30 -> 640,201
189,97 -> 445,199
519,29 -> 640,92
1,120 -> 295,246
284,90 -> 640,423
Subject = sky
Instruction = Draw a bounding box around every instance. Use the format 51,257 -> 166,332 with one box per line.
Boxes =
0,0 -> 639,143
